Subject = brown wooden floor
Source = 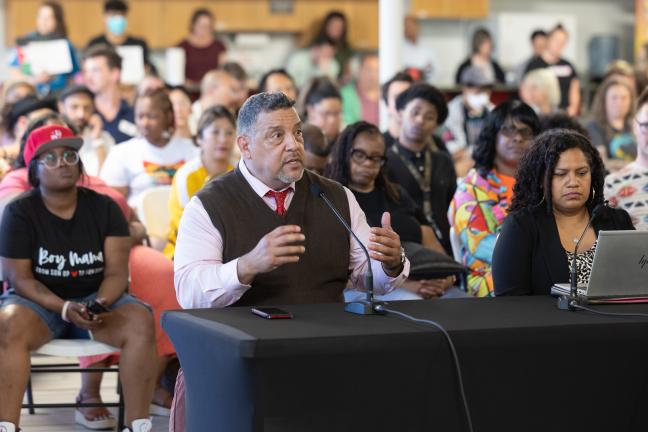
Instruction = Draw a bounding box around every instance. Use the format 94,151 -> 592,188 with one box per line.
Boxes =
20,355 -> 169,431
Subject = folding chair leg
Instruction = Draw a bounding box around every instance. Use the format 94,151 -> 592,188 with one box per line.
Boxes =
117,376 -> 125,430
26,376 -> 35,414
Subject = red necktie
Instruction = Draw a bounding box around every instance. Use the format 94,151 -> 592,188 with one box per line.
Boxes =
266,189 -> 291,216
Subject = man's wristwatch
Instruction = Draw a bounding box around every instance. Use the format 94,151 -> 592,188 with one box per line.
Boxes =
387,247 -> 406,273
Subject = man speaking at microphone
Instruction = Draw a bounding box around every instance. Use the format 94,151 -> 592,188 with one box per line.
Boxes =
169,92 -> 409,430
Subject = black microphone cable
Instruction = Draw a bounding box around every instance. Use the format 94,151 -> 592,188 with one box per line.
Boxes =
374,305 -> 475,432
570,200 -> 608,298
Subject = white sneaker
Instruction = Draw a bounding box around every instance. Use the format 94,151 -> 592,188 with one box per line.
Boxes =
0,422 -> 16,432
123,418 -> 152,432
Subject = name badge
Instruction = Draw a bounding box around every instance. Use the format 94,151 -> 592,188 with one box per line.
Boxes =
118,119 -> 137,137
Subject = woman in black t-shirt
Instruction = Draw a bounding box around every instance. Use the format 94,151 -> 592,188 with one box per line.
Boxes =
326,121 -> 461,299
0,125 -> 155,432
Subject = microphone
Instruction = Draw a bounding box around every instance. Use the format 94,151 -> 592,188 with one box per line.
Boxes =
559,200 -> 608,311
309,183 -> 383,315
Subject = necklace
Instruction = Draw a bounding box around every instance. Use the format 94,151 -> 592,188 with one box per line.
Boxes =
572,227 -> 589,244
556,210 -> 591,245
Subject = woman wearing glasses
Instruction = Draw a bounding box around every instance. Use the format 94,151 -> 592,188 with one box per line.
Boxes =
448,101 -> 540,297
0,125 -> 157,432
326,121 -> 458,300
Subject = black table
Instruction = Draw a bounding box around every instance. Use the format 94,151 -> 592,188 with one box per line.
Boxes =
162,297 -> 648,432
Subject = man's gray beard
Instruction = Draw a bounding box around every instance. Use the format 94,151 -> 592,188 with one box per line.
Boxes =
278,167 -> 304,184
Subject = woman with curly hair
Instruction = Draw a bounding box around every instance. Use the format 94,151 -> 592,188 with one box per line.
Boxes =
492,128 -> 634,296
327,121 -> 461,300
448,100 -> 540,297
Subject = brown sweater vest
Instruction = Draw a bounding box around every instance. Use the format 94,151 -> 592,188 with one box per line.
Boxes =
197,168 -> 351,306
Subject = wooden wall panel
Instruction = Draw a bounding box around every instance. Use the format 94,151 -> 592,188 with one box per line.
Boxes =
5,0 -> 378,50
6,1 -> 40,45
410,0 -> 489,20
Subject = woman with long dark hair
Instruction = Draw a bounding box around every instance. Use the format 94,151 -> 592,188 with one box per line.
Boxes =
9,1 -> 80,96
492,129 -> 634,296
177,8 -> 227,98
313,11 -> 353,79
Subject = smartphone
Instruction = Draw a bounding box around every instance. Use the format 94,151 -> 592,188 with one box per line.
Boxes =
251,307 -> 293,319
85,300 -> 110,315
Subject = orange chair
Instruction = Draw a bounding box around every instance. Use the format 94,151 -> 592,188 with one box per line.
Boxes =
128,244 -> 179,357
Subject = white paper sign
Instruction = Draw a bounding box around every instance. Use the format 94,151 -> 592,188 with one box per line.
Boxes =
165,47 -> 185,86
24,39 -> 73,75
116,45 -> 145,85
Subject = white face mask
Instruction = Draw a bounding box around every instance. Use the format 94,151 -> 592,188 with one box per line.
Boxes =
466,93 -> 490,111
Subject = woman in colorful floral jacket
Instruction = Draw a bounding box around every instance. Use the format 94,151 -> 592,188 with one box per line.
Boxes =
448,101 -> 540,296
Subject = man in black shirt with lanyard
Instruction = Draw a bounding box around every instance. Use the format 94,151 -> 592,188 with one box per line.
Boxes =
386,83 -> 457,254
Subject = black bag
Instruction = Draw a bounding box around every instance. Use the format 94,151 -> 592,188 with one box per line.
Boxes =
403,241 -> 467,280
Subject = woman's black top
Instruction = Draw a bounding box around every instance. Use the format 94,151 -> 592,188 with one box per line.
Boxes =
351,184 -> 427,244
492,204 -> 634,296
0,187 -> 129,299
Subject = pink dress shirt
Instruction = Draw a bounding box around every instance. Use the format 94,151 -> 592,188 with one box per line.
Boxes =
173,160 -> 409,309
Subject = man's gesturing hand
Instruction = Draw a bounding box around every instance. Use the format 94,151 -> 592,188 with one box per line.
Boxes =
368,212 -> 404,276
237,225 -> 306,285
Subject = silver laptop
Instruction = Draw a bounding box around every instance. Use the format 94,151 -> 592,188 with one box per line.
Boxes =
551,230 -> 648,301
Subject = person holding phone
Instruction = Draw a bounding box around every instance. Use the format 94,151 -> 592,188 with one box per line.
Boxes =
0,125 -> 157,432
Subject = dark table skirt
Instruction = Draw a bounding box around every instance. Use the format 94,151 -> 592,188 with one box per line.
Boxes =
163,296 -> 648,432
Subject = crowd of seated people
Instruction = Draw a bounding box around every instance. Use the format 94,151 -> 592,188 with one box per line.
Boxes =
2,1 -> 648,431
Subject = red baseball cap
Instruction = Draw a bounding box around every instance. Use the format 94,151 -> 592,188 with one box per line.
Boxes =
23,125 -> 83,167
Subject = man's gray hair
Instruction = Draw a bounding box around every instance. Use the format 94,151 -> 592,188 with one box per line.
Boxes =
237,92 -> 296,136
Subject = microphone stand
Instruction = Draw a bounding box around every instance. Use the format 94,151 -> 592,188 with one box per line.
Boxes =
311,184 -> 384,315
557,201 -> 607,311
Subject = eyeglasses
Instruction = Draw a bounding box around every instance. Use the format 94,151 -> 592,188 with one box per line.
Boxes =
38,150 -> 80,169
350,149 -> 387,166
635,119 -> 648,134
500,124 -> 534,140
